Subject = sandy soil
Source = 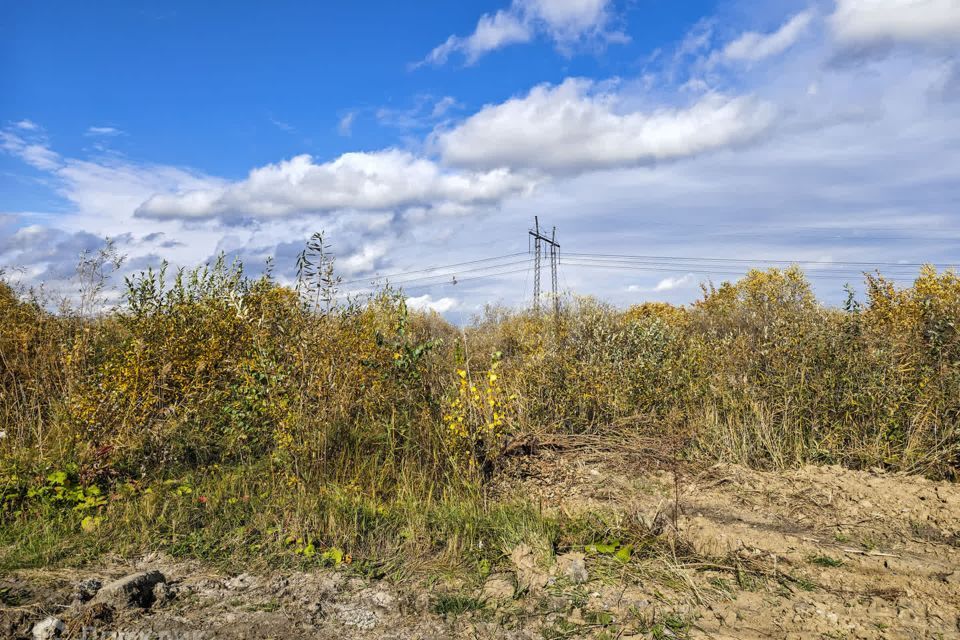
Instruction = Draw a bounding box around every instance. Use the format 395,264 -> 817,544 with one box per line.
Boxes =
2,448 -> 959,639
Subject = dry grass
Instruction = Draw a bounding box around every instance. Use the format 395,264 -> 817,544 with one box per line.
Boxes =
1,245 -> 958,572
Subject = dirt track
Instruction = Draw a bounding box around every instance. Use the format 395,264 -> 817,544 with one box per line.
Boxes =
3,451 -> 959,639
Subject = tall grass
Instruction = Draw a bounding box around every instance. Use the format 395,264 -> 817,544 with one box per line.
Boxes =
1,248 -> 958,571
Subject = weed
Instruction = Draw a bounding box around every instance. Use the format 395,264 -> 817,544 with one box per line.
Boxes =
809,555 -> 844,568
1,238 -> 958,576
431,593 -> 486,617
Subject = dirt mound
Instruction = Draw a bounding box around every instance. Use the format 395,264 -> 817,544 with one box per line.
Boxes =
3,453 -> 959,639
495,447 -> 960,638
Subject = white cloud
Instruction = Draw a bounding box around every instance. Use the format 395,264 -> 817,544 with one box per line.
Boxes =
338,112 -> 355,136
0,131 -> 62,170
424,10 -> 531,65
13,119 -> 39,131
85,126 -> 124,137
653,274 -> 695,292
420,0 -> 620,66
431,96 -> 458,118
406,293 -> 459,313
437,78 -> 776,173
269,117 -> 295,132
135,151 -> 533,220
520,0 -> 613,43
627,274 -> 695,293
830,0 -> 960,46
375,95 -> 460,130
721,11 -> 814,62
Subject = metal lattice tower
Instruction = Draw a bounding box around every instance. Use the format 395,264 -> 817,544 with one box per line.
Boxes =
529,217 -> 560,318
550,227 -> 559,318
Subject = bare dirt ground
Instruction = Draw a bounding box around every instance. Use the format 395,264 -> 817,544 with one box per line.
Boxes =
3,446 -> 959,639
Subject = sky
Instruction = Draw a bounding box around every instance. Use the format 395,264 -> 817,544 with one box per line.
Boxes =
2,0 -> 959,320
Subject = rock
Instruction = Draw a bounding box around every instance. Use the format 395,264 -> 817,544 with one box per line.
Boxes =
510,544 -> 549,592
557,553 -> 588,584
482,575 -> 515,601
361,588 -> 395,610
71,578 -> 102,604
723,610 -> 738,626
333,604 -> 379,630
225,572 -> 255,591
32,616 -> 64,640
90,570 -> 166,609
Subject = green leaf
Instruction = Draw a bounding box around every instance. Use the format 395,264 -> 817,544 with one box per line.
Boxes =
80,515 -> 102,532
323,547 -> 344,565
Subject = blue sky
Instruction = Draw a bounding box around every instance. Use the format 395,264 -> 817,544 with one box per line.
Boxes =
2,0 -> 959,318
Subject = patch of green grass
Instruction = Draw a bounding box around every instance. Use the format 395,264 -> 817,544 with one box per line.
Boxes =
584,610 -> 614,626
808,554 -> 844,568
791,576 -> 818,592
431,593 -> 486,617
541,619 -> 581,640
644,612 -> 691,640
243,598 -> 281,613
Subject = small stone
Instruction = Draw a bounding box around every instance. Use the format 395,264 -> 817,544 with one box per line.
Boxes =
71,578 -> 102,604
32,617 -> 64,640
90,570 -> 166,609
557,552 -> 588,584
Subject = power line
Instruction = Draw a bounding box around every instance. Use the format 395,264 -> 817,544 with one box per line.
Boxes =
339,265 -> 532,298
340,258 -> 530,289
379,259 -> 530,286
559,260 -> 921,282
339,251 -> 528,286
564,252 -> 957,269
331,245 -> 953,302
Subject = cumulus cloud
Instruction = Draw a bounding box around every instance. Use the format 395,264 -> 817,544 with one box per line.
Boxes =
0,225 -> 108,285
720,10 -> 814,63
830,0 -> 960,46
627,274 -> 696,293
420,0 -> 621,66
135,151 -> 533,220
436,78 -> 776,173
653,274 -> 695,292
406,293 -> 459,313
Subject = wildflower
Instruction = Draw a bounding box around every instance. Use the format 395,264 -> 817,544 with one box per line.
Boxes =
198,495 -> 208,504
